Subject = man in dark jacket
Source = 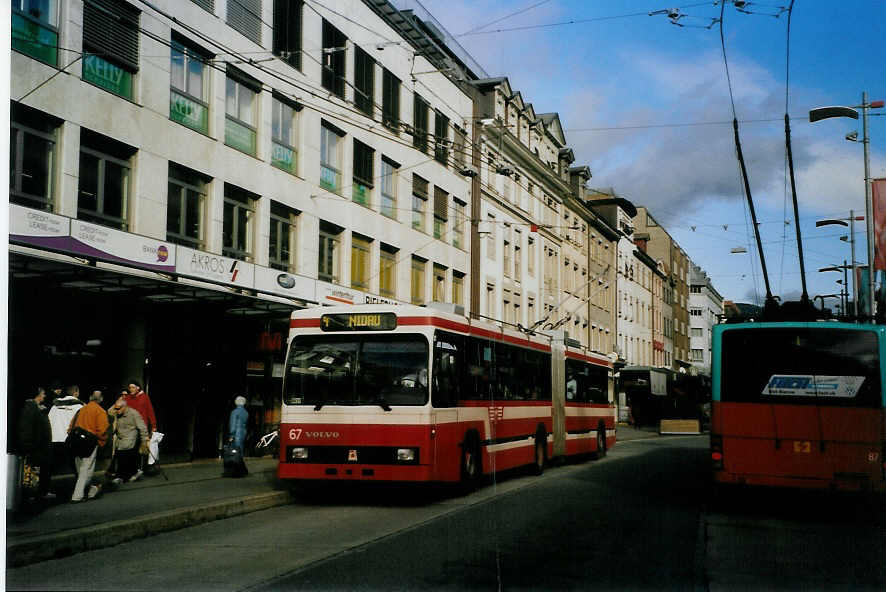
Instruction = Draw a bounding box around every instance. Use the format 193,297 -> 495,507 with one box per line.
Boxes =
17,387 -> 55,501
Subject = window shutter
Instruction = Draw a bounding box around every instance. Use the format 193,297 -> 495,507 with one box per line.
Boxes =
227,0 -> 262,45
413,175 -> 428,200
191,0 -> 215,12
83,0 -> 140,71
434,187 -> 448,221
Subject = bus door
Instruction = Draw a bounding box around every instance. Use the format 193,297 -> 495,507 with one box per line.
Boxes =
432,330 -> 464,479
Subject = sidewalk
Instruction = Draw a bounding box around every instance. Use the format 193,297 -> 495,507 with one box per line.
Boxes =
6,456 -> 290,568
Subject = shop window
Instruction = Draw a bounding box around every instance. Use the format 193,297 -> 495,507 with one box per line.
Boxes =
321,20 -> 346,98
269,201 -> 299,272
351,233 -> 371,290
452,198 -> 465,249
412,174 -> 428,232
82,0 -> 140,100
227,0 -> 261,45
380,243 -> 397,298
434,110 -> 449,165
382,68 -> 400,130
320,121 -> 344,193
380,157 -> 398,219
354,46 -> 374,117
273,0 -> 302,69
318,220 -> 342,283
222,183 -> 257,261
170,36 -> 210,134
352,140 -> 374,206
433,264 -> 446,303
78,129 -> 135,230
411,256 -> 426,304
167,162 -> 208,250
413,95 -> 428,152
12,0 -> 59,66
452,271 -> 465,306
225,69 -> 259,155
433,186 -> 448,240
272,94 -> 299,175
10,102 -> 60,211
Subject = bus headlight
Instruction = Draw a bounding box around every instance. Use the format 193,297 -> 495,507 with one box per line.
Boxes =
396,448 -> 416,462
290,447 -> 308,461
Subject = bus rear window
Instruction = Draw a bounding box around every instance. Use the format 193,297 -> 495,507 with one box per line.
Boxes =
720,328 -> 881,407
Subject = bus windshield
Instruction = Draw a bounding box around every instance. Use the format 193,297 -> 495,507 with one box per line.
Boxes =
284,335 -> 429,407
720,328 -> 882,407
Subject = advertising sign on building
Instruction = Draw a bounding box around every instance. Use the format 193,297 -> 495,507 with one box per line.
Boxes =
175,245 -> 256,289
254,266 -> 315,302
316,281 -> 359,305
70,220 -> 177,273
9,204 -> 70,246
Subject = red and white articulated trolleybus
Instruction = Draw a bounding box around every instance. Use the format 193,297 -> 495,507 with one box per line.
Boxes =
277,304 -> 615,487
711,321 -> 886,491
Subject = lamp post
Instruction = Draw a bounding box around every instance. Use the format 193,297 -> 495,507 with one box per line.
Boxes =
809,93 -> 884,322
819,262 -> 851,317
816,212 -> 863,318
813,293 -> 841,313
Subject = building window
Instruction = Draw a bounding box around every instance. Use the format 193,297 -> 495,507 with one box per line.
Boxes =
167,163 -> 207,249
503,240 -> 511,278
318,220 -> 342,283
413,95 -> 428,152
320,121 -> 344,193
222,184 -> 256,260
354,47 -> 374,117
321,20 -> 346,98
487,213 -> 496,259
412,174 -> 428,232
691,348 -> 704,362
452,199 -> 466,249
691,327 -> 703,338
352,140 -> 374,206
433,264 -> 446,303
411,256 -> 426,304
380,157 -> 398,219
514,232 -> 522,278
269,201 -> 298,271
486,283 -> 496,319
10,103 -> 58,211
452,271 -> 464,306
82,0 -> 140,100
690,308 -> 702,317
453,127 -> 467,168
382,68 -> 400,130
380,243 -> 397,298
271,95 -> 299,174
225,70 -> 258,155
273,0 -> 302,69
690,285 -> 702,293
351,234 -> 371,290
434,110 -> 449,165
227,0 -> 261,45
527,236 -> 535,275
433,186 -> 448,240
12,0 -> 59,65
170,37 -> 210,134
78,129 -> 134,230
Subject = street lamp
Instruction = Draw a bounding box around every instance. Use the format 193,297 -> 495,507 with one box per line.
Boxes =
819,262 -> 851,317
816,213 -> 863,318
809,93 -> 884,321
813,293 -> 841,314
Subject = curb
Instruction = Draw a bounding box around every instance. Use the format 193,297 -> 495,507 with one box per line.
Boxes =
6,490 -> 293,568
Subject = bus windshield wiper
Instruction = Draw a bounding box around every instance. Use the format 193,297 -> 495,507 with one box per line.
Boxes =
314,400 -> 336,411
373,397 -> 392,412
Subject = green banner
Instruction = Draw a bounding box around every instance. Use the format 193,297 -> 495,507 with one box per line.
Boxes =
12,13 -> 58,66
353,183 -> 369,205
271,142 -> 296,174
170,90 -> 208,134
83,54 -> 133,99
225,118 -> 256,155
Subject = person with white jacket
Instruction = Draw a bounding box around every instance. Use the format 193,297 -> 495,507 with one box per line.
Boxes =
48,385 -> 83,476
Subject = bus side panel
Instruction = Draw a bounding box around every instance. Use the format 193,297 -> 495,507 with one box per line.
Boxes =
458,401 -> 550,475
565,403 -> 613,456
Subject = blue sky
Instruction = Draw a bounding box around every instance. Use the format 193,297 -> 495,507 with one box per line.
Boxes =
410,0 -> 886,306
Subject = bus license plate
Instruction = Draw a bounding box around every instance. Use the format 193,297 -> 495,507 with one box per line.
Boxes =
793,441 -> 811,453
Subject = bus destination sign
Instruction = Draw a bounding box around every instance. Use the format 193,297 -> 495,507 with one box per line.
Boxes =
321,313 -> 397,332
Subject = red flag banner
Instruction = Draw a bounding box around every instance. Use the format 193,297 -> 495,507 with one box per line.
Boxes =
874,179 -> 886,270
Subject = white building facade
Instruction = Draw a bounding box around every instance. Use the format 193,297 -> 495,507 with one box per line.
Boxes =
689,264 -> 724,376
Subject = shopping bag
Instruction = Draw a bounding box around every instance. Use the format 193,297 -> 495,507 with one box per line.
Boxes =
21,460 -> 40,494
148,432 -> 164,465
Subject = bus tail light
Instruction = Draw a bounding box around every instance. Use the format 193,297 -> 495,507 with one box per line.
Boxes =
711,434 -> 723,470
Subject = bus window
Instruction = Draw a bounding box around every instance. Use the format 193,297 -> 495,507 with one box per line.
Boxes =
721,328 -> 881,407
433,331 -> 464,408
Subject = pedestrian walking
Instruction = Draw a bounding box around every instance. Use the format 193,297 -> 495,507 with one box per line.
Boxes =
69,390 -> 110,503
223,396 -> 249,478
48,385 -> 83,476
17,387 -> 55,502
107,397 -> 149,484
124,379 -> 158,476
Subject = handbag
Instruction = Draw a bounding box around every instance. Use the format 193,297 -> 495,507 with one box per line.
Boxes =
21,459 -> 40,492
66,426 -> 98,458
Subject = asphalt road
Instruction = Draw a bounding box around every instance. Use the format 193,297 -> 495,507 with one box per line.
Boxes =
7,435 -> 885,591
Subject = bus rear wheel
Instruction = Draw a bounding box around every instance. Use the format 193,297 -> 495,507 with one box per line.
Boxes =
595,426 -> 607,459
532,433 -> 546,476
460,435 -> 481,490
